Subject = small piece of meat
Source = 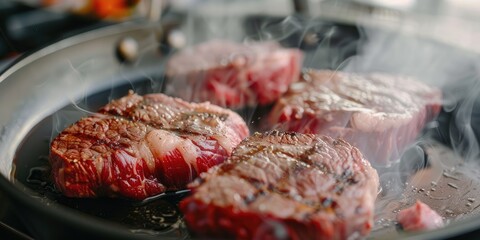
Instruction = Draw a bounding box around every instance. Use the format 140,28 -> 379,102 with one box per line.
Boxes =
180,131 -> 379,240
397,200 -> 444,231
267,70 -> 442,165
50,92 -> 249,200
165,40 -> 303,108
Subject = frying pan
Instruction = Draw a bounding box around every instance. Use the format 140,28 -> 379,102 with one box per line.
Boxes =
1,8 -> 480,240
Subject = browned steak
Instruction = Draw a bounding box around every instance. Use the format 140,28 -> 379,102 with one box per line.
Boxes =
165,40 -> 303,108
180,131 -> 379,240
50,92 -> 249,200
267,70 -> 442,165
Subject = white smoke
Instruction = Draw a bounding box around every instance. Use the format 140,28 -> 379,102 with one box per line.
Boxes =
175,1 -> 480,235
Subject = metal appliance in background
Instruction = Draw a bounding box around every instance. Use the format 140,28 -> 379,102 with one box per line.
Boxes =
0,1 -> 101,59
0,0 -> 169,60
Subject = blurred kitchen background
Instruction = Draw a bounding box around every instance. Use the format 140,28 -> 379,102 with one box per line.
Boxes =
1,0 -> 480,66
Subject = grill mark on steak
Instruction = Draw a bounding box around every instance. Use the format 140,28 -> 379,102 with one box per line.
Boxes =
219,139 -> 359,202
267,70 -> 442,165
181,131 -> 379,239
333,76 -> 417,112
99,92 -> 248,154
100,94 -> 231,136
50,92 -> 249,200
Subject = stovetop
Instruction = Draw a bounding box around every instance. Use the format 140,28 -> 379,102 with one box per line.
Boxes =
0,1 -> 108,60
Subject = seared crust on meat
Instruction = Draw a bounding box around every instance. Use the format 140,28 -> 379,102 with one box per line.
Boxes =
267,70 -> 442,164
50,92 -> 249,200
180,131 -> 379,240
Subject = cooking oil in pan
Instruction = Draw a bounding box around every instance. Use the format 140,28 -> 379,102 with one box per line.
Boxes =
372,141 -> 480,237
12,98 -> 480,239
13,115 -> 189,238
24,157 -> 188,236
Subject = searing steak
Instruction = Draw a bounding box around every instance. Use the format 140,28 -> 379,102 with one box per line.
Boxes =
50,92 -> 249,200
180,131 -> 379,240
397,200 -> 444,231
267,70 -> 442,165
165,40 -> 303,108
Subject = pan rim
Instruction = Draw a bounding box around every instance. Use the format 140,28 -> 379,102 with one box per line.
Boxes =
0,17 -> 479,240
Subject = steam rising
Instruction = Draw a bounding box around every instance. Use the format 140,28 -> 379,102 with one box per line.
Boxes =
343,20 -> 480,166
176,5 -> 480,235
41,2 -> 480,237
333,9 -> 480,234
254,16 -> 304,42
49,31 -> 164,141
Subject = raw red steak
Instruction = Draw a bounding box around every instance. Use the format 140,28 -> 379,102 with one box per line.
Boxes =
267,70 -> 442,165
180,131 -> 379,240
50,92 -> 249,200
165,40 -> 303,108
397,200 -> 444,231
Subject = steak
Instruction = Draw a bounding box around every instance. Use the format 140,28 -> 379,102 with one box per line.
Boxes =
180,131 -> 379,240
165,40 -> 303,108
397,200 -> 444,231
50,92 -> 249,200
267,70 -> 442,165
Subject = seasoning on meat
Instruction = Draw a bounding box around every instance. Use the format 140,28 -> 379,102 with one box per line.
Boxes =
180,130 -> 379,239
267,70 -> 442,165
165,40 -> 303,108
50,92 -> 249,200
397,200 -> 444,231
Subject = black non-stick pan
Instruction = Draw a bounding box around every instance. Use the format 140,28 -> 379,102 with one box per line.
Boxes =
1,11 -> 480,240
